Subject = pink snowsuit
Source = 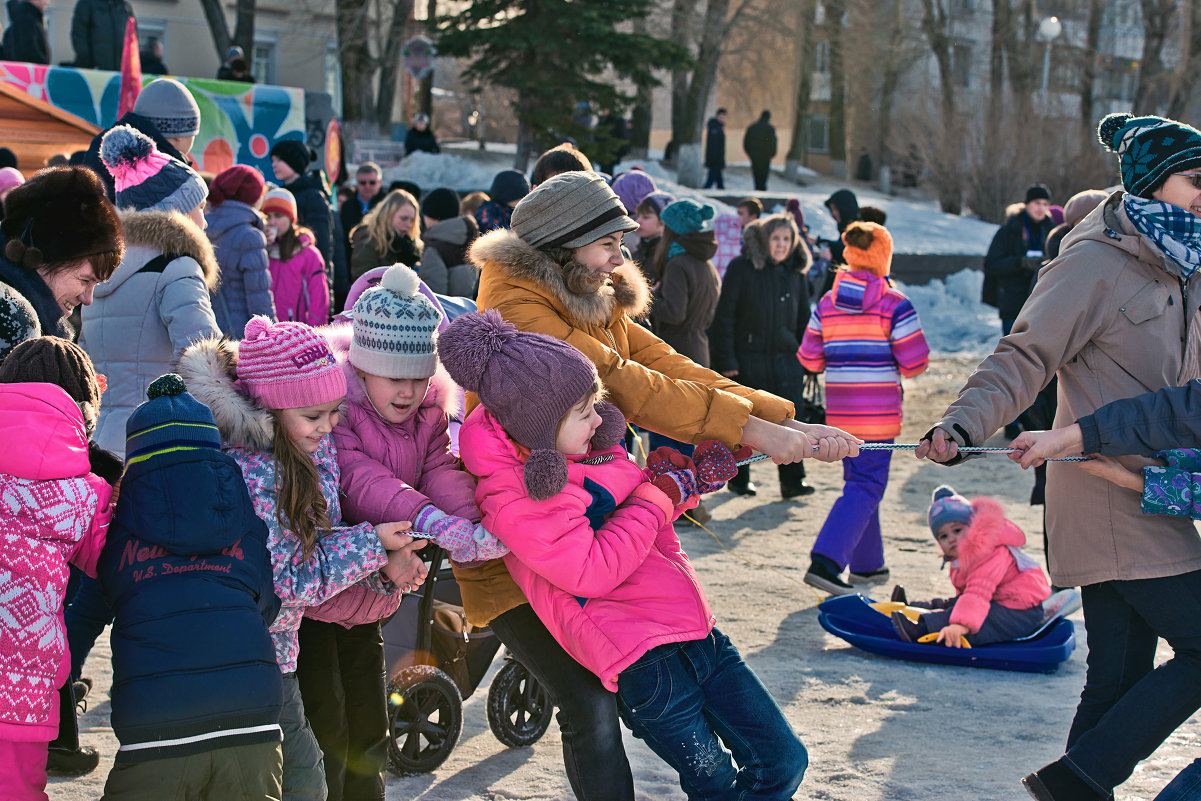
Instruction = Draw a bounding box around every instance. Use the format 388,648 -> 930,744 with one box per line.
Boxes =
269,232 -> 329,326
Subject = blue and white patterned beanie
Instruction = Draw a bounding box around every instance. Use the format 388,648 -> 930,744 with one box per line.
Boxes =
348,263 -> 443,379
1098,112 -> 1201,198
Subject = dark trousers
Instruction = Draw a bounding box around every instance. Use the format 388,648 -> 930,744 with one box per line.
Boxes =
489,603 -> 634,801
912,597 -> 1045,645
1063,572 -> 1201,793
64,573 -> 114,679
751,161 -> 770,191
647,431 -> 694,459
703,168 -> 724,190
100,740 -> 283,801
296,619 -> 387,801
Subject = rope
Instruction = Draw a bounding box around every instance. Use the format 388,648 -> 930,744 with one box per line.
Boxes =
737,442 -> 1090,466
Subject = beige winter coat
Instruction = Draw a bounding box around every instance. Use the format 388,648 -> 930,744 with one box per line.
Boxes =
938,191 -> 1201,587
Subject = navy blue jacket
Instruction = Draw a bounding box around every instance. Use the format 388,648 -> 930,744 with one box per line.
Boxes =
1079,380 -> 1201,457
99,448 -> 283,763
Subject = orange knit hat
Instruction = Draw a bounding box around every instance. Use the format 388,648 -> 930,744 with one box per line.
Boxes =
841,221 -> 892,277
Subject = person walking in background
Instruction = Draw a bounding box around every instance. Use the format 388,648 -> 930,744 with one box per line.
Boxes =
418,187 -> 480,297
206,164 -> 275,337
982,183 -> 1054,337
264,187 -> 329,326
349,188 -> 423,283
712,213 -> 816,500
474,169 -> 530,233
404,113 -> 440,156
800,221 -> 929,595
69,0 -> 133,70
216,45 -> 252,81
2,0 -> 50,65
744,110 -> 777,192
138,36 -> 167,75
703,108 -> 727,190
270,138 -> 334,290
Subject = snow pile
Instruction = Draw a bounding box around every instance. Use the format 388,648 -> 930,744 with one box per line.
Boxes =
382,151 -> 502,193
896,268 -> 1000,358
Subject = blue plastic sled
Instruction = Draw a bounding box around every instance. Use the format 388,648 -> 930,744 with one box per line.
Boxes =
817,594 -> 1076,673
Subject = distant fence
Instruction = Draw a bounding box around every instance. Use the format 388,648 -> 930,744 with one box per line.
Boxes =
892,254 -> 982,285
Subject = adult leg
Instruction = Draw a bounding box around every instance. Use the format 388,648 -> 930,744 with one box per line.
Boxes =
280,673 -> 328,801
811,446 -> 891,570
1153,759 -> 1201,801
296,620 -> 346,801
489,603 -> 634,801
337,623 -> 388,801
703,168 -> 717,189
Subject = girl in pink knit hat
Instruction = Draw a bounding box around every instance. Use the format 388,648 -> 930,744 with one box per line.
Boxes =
177,317 -> 427,801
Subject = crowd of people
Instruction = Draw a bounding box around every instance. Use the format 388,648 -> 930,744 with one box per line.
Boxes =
1,62 -> 1200,801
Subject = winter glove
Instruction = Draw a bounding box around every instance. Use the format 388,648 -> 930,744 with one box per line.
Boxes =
644,447 -> 700,507
413,505 -> 508,564
692,441 -> 751,493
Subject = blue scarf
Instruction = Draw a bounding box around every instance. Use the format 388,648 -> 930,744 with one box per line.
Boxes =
1124,194 -> 1201,282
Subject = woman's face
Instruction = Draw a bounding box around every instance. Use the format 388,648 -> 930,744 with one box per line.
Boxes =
572,232 -> 624,279
37,259 -> 101,315
768,228 -> 793,263
1152,171 -> 1201,218
391,203 -> 416,235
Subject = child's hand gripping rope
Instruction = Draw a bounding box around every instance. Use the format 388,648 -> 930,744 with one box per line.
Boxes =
644,441 -> 750,507
413,505 -> 510,564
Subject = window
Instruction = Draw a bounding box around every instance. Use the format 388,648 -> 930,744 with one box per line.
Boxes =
253,33 -> 278,85
806,114 -> 829,153
814,40 -> 830,73
137,18 -> 167,68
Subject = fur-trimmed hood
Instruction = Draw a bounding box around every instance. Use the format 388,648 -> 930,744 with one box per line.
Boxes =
955,496 -> 1027,569
176,335 -> 275,452
740,218 -> 813,273
469,228 -> 651,327
104,209 -> 219,294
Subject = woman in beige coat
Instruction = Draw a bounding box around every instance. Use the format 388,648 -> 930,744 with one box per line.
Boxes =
920,114 -> 1201,801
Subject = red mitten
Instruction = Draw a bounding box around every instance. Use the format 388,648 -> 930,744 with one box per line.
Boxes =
644,447 -> 700,507
693,441 -> 752,492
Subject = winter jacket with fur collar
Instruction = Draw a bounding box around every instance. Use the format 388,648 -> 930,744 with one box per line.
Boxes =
938,191 -> 1201,587
944,497 -> 1050,633
460,406 -> 714,690
0,383 -> 113,740
206,199 -> 275,336
80,210 -> 221,457
176,336 -> 389,671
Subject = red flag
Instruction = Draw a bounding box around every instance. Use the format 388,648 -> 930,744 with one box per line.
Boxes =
117,17 -> 141,117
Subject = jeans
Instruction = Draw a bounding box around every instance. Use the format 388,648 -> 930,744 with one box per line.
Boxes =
296,619 -> 387,801
616,628 -> 806,800
1062,572 -> 1201,793
64,573 -> 114,680
280,673 -> 328,801
1154,759 -> 1201,801
703,168 -> 724,190
811,442 -> 892,573
489,603 -> 634,801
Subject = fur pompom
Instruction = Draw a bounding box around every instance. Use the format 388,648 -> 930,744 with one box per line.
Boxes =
931,484 -> 957,503
590,400 -> 627,450
243,315 -> 272,340
4,237 -> 40,269
436,309 -> 519,394
99,125 -> 154,177
381,262 -> 421,297
147,373 -> 187,399
523,447 -> 570,501
1098,112 -> 1132,152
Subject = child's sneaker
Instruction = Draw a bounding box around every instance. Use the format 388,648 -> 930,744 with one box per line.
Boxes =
848,567 -> 890,585
803,558 -> 855,595
890,611 -> 923,643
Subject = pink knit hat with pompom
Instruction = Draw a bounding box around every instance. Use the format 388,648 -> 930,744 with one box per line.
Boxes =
236,316 -> 346,409
99,124 -> 207,214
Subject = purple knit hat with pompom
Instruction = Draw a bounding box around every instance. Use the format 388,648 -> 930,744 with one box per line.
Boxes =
436,310 -> 626,500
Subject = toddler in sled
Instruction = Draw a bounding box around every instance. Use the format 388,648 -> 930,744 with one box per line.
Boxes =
891,485 -> 1051,647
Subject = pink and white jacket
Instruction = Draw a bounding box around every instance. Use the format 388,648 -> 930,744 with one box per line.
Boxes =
946,497 -> 1051,634
459,406 -> 715,692
269,232 -> 329,326
0,383 -> 113,741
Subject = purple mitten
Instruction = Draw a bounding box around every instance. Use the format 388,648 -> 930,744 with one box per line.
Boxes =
693,440 -> 749,493
413,505 -> 481,564
470,523 -> 510,561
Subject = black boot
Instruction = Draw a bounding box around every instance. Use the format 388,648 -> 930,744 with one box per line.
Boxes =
727,464 -> 757,496
778,461 -> 815,499
47,679 -> 99,776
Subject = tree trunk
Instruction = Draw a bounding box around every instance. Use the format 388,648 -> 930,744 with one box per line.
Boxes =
826,0 -> 847,175
675,0 -> 730,187
1078,0 -> 1103,137
668,0 -> 692,167
416,0 -> 436,117
876,0 -> 905,171
784,0 -> 817,182
989,0 -> 1009,124
628,14 -> 653,159
1134,0 -> 1175,114
920,0 -> 961,213
514,94 -> 535,172
338,0 -> 377,126
1003,0 -> 1036,119
200,0 -> 258,60
232,0 -> 256,56
1167,0 -> 1200,119
375,0 -> 414,131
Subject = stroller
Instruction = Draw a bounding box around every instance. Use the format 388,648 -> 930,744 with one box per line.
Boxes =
343,269 -> 555,774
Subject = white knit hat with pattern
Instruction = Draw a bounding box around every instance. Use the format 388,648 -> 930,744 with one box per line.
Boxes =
348,263 -> 443,378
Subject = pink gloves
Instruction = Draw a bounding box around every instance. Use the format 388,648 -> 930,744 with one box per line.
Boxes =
413,505 -> 509,564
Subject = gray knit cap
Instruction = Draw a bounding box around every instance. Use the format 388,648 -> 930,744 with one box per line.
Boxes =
133,78 -> 201,139
348,263 -> 442,379
511,171 -> 637,249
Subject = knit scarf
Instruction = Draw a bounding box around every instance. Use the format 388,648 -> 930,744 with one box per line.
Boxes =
1124,194 -> 1201,282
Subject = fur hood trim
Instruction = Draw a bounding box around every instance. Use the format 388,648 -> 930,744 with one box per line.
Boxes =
956,496 -> 1027,569
740,218 -> 813,273
176,335 -> 275,452
117,208 -> 219,291
469,228 -> 652,327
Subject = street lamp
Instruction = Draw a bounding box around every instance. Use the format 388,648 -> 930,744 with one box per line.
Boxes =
1037,16 -> 1063,106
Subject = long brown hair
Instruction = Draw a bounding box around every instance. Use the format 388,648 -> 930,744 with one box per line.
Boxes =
276,221 -> 316,262
269,410 -> 331,558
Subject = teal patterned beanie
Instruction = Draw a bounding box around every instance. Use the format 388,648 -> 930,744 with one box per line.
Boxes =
348,263 -> 443,379
1099,112 -> 1201,198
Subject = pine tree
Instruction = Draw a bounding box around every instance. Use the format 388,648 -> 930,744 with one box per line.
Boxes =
436,0 -> 688,170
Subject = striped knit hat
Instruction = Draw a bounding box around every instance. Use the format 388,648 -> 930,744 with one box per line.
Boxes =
348,263 -> 442,379
261,187 -> 297,223
99,125 -> 207,214
125,374 -> 222,466
236,317 -> 346,410
1099,112 -> 1201,198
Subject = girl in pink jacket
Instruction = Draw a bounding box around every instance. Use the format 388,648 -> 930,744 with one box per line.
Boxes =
891,485 -> 1051,647
440,310 -> 808,801
0,338 -> 114,801
298,264 -> 506,799
264,187 -> 330,326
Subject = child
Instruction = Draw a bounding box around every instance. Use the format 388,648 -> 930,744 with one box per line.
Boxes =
651,199 -> 721,370
440,310 -> 808,801
631,191 -> 673,284
178,317 -> 425,801
207,164 -> 275,336
0,337 -> 114,801
474,169 -> 530,233
98,375 -> 284,799
799,221 -> 930,595
891,486 -> 1051,647
298,263 -> 506,800
264,187 -> 330,326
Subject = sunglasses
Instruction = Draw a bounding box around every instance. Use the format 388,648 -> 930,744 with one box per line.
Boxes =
1174,172 -> 1201,189
358,179 -> 379,186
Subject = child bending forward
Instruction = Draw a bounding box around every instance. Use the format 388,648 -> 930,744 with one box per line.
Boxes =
892,485 -> 1051,647
440,310 -> 807,801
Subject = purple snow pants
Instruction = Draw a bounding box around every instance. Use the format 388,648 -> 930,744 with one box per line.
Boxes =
811,441 -> 892,573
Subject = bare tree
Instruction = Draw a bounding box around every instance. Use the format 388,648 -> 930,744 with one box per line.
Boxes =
336,0 -> 376,131
1078,0 -> 1104,137
628,13 -> 655,159
1167,0 -> 1200,119
670,0 -> 734,186
1134,0 -> 1177,113
784,0 -> 818,182
875,0 -> 910,175
918,0 -> 961,211
199,0 -> 256,62
825,0 -> 847,174
376,0 -> 416,130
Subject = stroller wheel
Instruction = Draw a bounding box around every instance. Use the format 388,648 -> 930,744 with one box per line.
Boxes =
486,658 -> 553,748
386,665 -> 463,776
